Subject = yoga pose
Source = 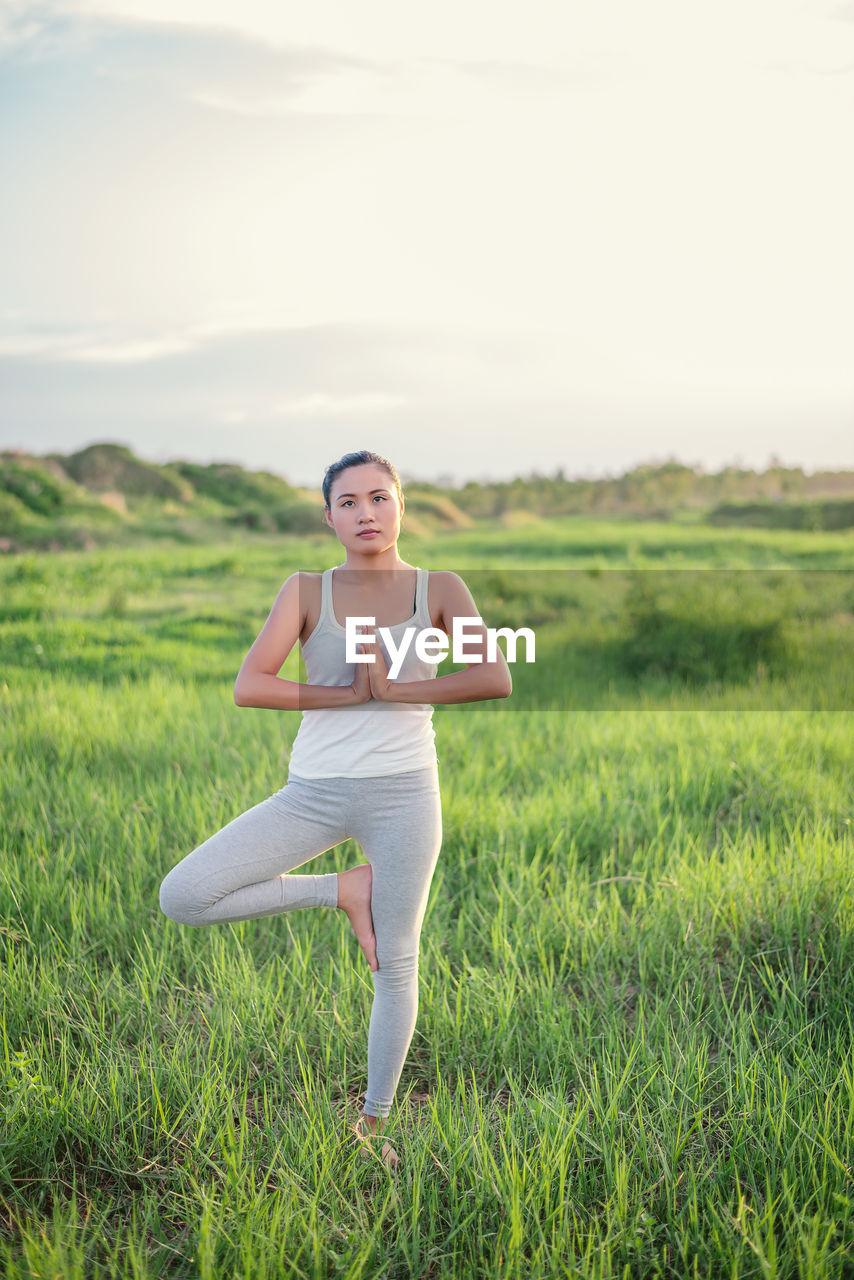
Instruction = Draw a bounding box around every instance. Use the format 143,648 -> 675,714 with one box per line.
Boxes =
159,450 -> 511,1169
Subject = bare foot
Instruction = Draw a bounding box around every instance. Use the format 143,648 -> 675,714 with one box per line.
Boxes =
353,1114 -> 400,1171
337,864 -> 378,972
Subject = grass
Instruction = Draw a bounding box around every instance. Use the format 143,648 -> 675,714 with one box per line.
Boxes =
1,517 -> 853,1278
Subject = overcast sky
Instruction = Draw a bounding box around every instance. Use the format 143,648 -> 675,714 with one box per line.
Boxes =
1,0 -> 853,487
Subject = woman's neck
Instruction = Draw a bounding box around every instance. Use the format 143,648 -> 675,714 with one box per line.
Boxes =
341,548 -> 408,572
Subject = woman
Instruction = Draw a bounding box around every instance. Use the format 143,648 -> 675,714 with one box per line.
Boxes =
159,449 -> 512,1170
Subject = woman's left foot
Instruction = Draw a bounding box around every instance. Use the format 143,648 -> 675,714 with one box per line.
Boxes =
337,864 -> 378,972
353,1115 -> 400,1171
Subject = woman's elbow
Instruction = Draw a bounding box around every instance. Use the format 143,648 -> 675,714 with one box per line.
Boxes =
487,667 -> 512,699
233,677 -> 251,706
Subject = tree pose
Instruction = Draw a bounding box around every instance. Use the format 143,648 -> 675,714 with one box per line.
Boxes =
159,450 -> 511,1169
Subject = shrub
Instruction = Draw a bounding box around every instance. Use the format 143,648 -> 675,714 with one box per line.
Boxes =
403,490 -> 474,530
617,571 -> 797,683
707,498 -> 854,531
168,461 -> 296,509
271,497 -> 327,534
63,443 -> 191,502
0,490 -> 35,534
0,462 -> 66,517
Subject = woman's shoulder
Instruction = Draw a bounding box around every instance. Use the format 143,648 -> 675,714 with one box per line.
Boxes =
425,569 -> 469,591
278,569 -> 323,585
424,570 -> 475,627
276,570 -> 324,605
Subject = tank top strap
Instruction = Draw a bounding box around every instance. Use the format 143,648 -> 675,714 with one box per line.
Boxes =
319,566 -> 335,626
414,566 -> 430,626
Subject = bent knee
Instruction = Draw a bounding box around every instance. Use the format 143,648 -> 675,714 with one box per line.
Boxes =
159,869 -> 204,926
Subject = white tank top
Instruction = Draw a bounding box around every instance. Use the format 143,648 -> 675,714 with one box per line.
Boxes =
287,565 -> 438,780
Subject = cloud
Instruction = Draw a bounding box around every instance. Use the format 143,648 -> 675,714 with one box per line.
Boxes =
274,392 -> 408,416
0,1 -> 625,123
91,23 -> 369,116
48,0 -> 854,75
0,333 -> 80,359
0,2 -> 61,57
2,319 -> 852,483
0,325 -> 198,364
64,337 -> 199,364
0,3 -> 373,115
2,0 -> 853,487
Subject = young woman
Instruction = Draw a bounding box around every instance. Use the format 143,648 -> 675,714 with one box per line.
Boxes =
159,450 -> 511,1170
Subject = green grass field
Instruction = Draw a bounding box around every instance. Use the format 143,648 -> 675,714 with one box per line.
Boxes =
1,517 -> 853,1278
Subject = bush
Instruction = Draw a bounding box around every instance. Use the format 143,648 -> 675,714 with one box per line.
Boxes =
63,443 -> 191,502
617,572 -> 798,683
0,490 -> 36,534
0,462 -> 67,517
168,461 -> 296,509
707,498 -> 854,531
271,497 -> 327,534
403,490 -> 474,530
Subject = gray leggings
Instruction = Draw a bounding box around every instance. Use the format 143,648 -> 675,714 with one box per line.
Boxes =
159,764 -> 442,1118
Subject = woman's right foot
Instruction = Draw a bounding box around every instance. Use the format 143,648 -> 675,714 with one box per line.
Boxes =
337,863 -> 378,972
353,1114 -> 400,1171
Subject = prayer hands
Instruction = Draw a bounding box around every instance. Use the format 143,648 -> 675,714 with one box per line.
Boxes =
349,627 -> 396,703
351,642 -> 373,703
365,626 -> 394,702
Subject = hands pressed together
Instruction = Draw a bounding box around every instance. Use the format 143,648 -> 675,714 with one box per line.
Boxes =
351,628 -> 394,703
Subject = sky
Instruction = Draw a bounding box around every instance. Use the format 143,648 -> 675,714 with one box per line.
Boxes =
1,0 -> 853,488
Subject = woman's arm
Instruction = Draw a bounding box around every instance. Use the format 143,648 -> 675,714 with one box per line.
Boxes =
234,574 -> 371,710
368,571 -> 512,705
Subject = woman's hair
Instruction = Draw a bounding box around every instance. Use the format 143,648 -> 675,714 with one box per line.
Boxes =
322,450 -> 402,509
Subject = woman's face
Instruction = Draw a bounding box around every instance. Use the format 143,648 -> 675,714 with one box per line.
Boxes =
325,463 -> 403,552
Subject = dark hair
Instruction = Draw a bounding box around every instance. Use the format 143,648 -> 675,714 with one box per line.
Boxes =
322,450 -> 402,509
